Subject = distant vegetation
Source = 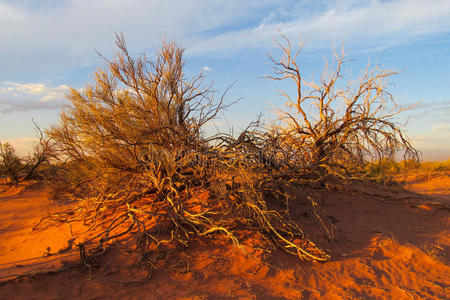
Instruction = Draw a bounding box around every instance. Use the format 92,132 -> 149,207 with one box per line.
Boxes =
366,158 -> 450,182
418,160 -> 450,172
1,34 -> 422,268
0,125 -> 51,185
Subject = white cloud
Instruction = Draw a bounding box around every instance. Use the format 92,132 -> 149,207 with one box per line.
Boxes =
0,82 -> 70,113
1,0 -> 450,76
0,0 -> 277,74
187,0 -> 450,54
202,66 -> 212,72
410,129 -> 450,151
405,102 -> 450,160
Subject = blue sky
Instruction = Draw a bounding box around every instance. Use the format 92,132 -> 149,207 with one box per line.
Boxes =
0,0 -> 449,160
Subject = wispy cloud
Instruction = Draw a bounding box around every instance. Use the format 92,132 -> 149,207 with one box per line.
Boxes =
405,100 -> 450,159
0,82 -> 70,113
1,0 -> 450,76
406,101 -> 450,122
409,101 -> 450,110
0,0 -> 277,74
187,0 -> 450,53
410,122 -> 450,149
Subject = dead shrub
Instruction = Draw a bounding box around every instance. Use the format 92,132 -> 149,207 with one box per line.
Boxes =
40,35 -> 330,272
38,35 -> 419,271
267,35 -> 418,181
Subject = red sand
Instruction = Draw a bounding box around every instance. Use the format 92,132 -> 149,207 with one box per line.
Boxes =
0,174 -> 449,299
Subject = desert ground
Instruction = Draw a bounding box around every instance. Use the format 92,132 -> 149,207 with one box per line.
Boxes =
0,172 -> 449,299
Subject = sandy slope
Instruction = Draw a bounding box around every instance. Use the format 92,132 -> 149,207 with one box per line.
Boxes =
0,174 -> 449,299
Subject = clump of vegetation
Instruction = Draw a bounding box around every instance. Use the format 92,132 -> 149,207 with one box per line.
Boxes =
0,142 -> 22,183
34,34 -> 418,270
266,36 -> 418,182
419,160 -> 450,173
0,126 -> 51,185
39,35 -> 331,268
364,158 -> 449,183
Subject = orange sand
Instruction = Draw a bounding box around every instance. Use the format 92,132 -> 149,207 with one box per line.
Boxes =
0,174 -> 449,299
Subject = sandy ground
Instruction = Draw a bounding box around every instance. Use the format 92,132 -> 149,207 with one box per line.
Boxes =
0,174 -> 449,299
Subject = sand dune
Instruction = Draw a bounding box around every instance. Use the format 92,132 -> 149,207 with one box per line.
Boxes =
0,174 -> 449,299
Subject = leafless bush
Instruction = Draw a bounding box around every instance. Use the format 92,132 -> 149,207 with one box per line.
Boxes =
34,34 -> 420,272
267,35 -> 418,181
0,124 -> 51,185
40,35 -> 329,271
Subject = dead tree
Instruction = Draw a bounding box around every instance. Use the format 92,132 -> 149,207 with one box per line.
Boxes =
267,35 -> 418,180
